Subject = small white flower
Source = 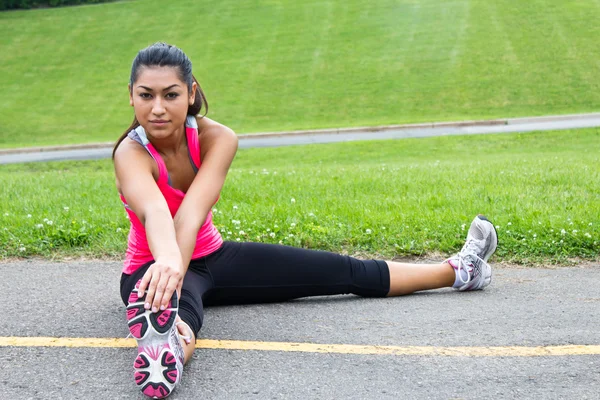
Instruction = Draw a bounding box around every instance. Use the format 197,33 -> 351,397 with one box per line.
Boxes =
382,227 -> 386,230
212,208 -> 218,213
46,220 -> 53,225
506,230 -> 510,234
533,234 -> 537,238
27,214 -> 32,218
291,198 -> 296,204
19,246 -> 26,252
269,232 -> 275,238
572,230 -> 578,235
507,222 -> 512,226
585,233 -> 592,238
289,234 -> 294,238
236,238 -> 241,241
495,225 -> 500,230
569,221 -> 574,225
589,223 -> 593,226
116,228 -> 122,232
561,229 -> 566,235
233,205 -> 238,210
461,224 -> 466,231
308,213 -> 315,217
3,213 -> 8,216
290,223 -> 296,228
239,230 -> 245,235
63,206 -> 69,211
266,228 -> 271,232
227,231 -> 232,235
366,229 -> 372,234
274,224 -> 279,228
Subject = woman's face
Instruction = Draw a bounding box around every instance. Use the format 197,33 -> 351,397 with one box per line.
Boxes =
129,66 -> 196,140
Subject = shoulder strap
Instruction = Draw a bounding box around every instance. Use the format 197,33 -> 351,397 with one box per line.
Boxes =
129,125 -> 169,184
185,116 -> 201,172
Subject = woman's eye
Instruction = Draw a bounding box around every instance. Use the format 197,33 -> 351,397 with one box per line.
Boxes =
166,92 -> 179,99
139,93 -> 152,99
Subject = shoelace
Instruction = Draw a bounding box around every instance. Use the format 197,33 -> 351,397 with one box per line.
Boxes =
456,239 -> 484,285
176,321 -> 192,343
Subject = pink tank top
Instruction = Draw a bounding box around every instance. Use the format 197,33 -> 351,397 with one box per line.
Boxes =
120,116 -> 223,274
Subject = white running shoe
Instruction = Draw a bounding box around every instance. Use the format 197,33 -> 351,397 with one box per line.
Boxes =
447,215 -> 498,291
126,280 -> 185,399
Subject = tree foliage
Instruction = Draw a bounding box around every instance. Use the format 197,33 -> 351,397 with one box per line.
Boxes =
1,0 -> 115,10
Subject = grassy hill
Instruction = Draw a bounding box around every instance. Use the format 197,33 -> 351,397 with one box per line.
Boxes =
1,0 -> 600,147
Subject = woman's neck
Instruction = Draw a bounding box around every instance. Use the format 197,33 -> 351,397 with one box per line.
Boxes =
148,124 -> 187,157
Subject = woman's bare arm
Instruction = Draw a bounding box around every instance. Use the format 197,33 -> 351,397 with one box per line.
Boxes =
172,117 -> 238,277
114,141 -> 184,312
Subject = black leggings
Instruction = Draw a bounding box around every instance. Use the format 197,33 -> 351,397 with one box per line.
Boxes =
120,241 -> 390,337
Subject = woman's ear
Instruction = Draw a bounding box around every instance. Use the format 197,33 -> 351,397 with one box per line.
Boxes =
128,84 -> 134,106
189,81 -> 198,106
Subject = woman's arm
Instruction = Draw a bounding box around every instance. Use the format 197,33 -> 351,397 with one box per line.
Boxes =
114,141 -> 184,313
173,117 -> 238,277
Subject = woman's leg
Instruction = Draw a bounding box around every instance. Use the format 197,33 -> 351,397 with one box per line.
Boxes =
386,261 -> 455,296
202,215 -> 497,304
202,241 -> 390,305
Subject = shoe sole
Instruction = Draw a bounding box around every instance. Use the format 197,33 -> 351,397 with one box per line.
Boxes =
127,280 -> 180,399
476,214 -> 498,262
475,214 -> 498,288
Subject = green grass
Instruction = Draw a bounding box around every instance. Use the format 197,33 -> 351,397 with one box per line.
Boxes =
2,0 -> 600,148
1,129 -> 598,264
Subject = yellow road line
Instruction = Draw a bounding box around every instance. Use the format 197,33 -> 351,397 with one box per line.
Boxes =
1,337 -> 599,357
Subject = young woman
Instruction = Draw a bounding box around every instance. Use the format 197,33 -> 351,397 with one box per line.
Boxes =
114,42 -> 498,399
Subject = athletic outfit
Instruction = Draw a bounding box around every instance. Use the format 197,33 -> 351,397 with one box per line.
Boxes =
119,117 -> 498,399
119,116 -> 391,338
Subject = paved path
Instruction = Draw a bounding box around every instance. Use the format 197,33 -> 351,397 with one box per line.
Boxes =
1,259 -> 599,399
1,113 -> 600,164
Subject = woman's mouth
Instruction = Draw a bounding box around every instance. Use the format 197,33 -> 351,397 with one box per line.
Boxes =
150,120 -> 169,126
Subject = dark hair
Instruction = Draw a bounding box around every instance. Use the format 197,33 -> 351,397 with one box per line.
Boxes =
112,42 -> 208,158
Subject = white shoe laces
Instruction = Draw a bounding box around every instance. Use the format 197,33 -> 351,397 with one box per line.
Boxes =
176,321 -> 192,343
456,240 -> 485,285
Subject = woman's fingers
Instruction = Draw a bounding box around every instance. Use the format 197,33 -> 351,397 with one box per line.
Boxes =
161,276 -> 179,310
145,270 -> 161,312
139,262 -> 182,313
138,268 -> 154,310
151,273 -> 170,313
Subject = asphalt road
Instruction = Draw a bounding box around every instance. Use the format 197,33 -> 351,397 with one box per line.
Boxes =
1,259 -> 599,399
2,113 -> 600,164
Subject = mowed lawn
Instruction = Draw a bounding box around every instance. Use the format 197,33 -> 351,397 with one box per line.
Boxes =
1,0 -> 600,147
1,129 -> 598,263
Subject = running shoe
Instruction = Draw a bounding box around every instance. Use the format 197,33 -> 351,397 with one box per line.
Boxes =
447,215 -> 498,291
127,280 -> 184,399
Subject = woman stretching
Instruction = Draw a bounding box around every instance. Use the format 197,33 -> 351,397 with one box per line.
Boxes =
114,43 -> 498,399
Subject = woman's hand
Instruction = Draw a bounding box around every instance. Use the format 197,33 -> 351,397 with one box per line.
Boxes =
138,258 -> 183,313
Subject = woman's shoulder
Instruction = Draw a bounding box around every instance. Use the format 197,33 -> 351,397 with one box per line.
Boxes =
196,116 -> 236,138
114,136 -> 149,160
